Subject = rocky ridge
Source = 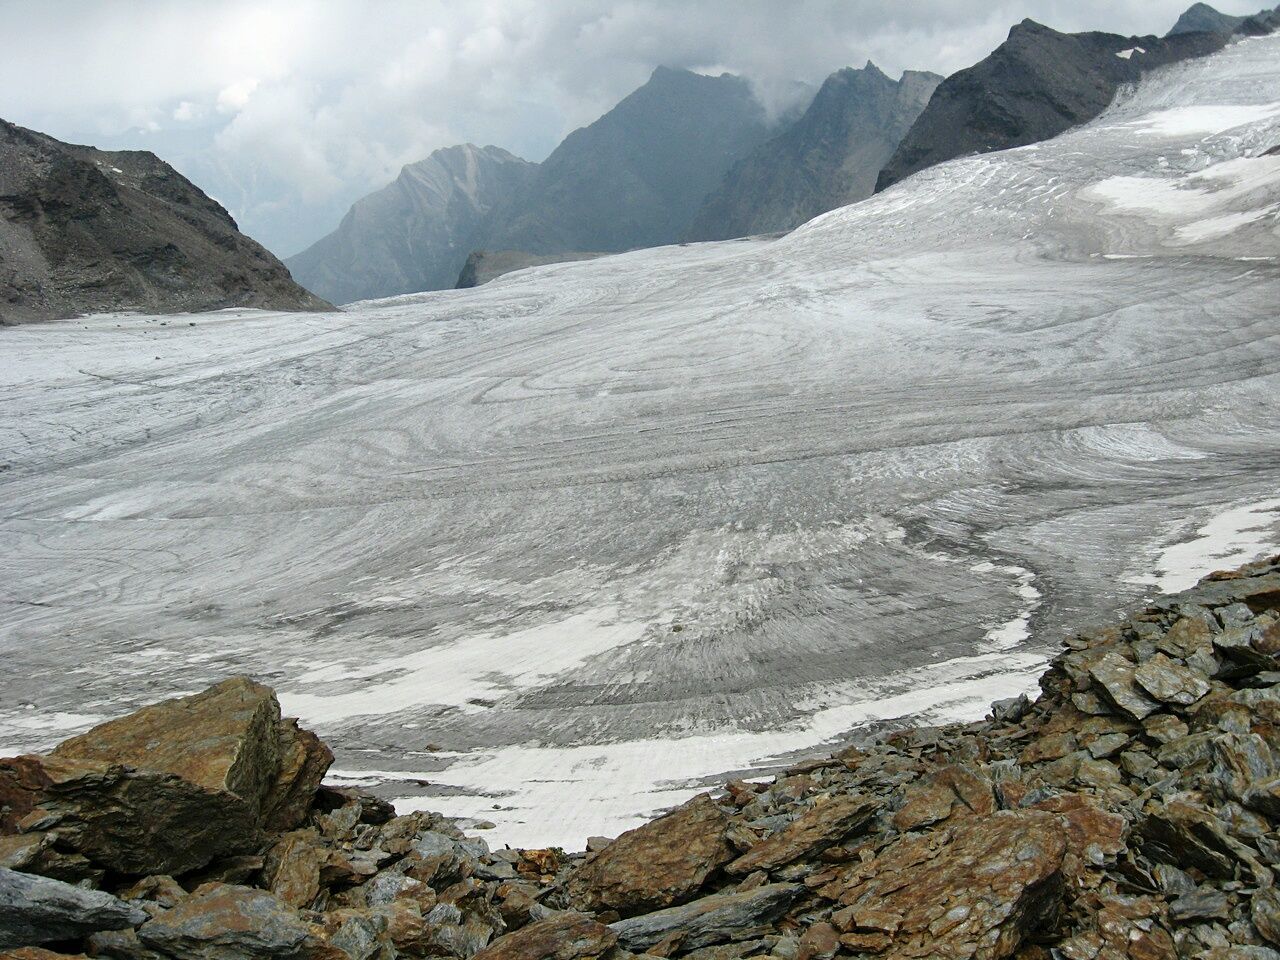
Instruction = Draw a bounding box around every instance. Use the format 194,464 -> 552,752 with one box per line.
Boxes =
6,557 -> 1280,957
0,120 -> 330,323
683,64 -> 940,242
874,20 -> 1230,193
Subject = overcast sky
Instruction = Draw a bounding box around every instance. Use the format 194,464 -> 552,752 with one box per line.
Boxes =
0,0 -> 1260,255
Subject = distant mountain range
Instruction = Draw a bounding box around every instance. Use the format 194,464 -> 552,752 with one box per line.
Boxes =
288,68 -> 778,303
5,3 -> 1277,318
287,2 -> 1278,304
0,120 -> 328,323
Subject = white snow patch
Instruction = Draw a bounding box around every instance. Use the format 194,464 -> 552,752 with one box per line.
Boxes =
279,607 -> 647,722
1151,498 -> 1280,593
1116,47 -> 1146,60
389,647 -> 1047,849
1126,103 -> 1280,137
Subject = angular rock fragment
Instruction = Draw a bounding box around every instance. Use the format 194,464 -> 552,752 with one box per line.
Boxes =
1133,653 -> 1211,707
726,793 -> 878,875
566,794 -> 732,917
608,883 -> 802,952
0,678 -> 331,877
0,867 -> 146,950
890,765 -> 993,833
1088,652 -> 1161,720
473,913 -> 618,960
136,883 -> 310,960
1138,800 -> 1238,879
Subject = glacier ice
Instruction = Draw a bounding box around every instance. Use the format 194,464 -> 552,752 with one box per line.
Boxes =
2,37 -> 1280,847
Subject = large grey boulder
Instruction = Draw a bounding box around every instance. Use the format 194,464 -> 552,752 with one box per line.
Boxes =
0,866 -> 145,949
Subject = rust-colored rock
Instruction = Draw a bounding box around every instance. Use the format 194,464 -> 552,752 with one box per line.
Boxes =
823,810 -> 1067,959
565,793 -> 733,917
891,766 -> 994,832
0,678 -> 331,877
472,913 -> 618,960
136,882 -> 310,960
726,792 -> 879,875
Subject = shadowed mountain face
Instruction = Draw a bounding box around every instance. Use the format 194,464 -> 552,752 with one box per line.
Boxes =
285,145 -> 534,306
479,67 -> 776,255
875,21 -> 1228,193
685,65 -> 941,241
0,120 -> 329,323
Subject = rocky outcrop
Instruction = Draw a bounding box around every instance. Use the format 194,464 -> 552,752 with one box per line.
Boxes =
285,145 -> 535,305
0,119 -> 330,324
6,556 -> 1280,958
0,678 -> 330,876
684,64 -> 940,241
454,250 -> 603,289
875,20 -> 1228,193
0,868 -> 145,949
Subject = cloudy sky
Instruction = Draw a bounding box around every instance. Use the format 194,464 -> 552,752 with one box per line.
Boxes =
0,0 -> 1258,255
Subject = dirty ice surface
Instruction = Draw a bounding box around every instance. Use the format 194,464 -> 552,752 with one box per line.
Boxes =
3,36 -> 1280,848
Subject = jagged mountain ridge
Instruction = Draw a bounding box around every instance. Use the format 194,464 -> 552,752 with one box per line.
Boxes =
0,119 -> 329,323
480,67 -> 776,256
684,64 -> 941,242
875,20 -> 1229,192
285,144 -> 534,307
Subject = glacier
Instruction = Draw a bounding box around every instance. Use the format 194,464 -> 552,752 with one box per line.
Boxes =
2,36 -> 1280,848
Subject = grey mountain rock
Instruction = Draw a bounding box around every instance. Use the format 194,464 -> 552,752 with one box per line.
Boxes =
455,249 -> 603,289
286,144 -> 534,305
875,20 -> 1228,192
685,64 -> 941,241
0,867 -> 146,949
0,119 -> 329,324
1169,2 -> 1253,35
480,66 -> 775,256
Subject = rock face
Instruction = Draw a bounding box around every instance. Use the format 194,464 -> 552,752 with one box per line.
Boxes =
0,867 -> 145,949
0,119 -> 330,324
285,145 -> 535,305
875,20 -> 1227,192
455,250 -> 603,289
685,64 -> 940,241
8,556 -> 1280,959
0,678 -> 330,876
482,67 -> 774,257
565,793 -> 733,917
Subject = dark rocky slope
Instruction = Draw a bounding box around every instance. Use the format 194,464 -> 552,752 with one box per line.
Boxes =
7,555 -> 1280,957
685,65 -> 940,242
286,145 -> 534,305
479,67 -> 775,256
875,21 -> 1228,193
0,119 -> 329,324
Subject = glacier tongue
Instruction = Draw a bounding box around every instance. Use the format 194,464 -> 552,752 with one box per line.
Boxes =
3,36 -> 1280,848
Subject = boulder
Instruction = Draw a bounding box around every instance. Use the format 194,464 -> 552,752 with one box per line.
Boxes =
473,913 -> 618,960
0,678 -> 331,877
1133,654 -> 1211,707
608,883 -> 802,952
889,766 -> 993,833
136,883 -> 310,960
1088,652 -> 1160,720
565,794 -> 733,917
0,866 -> 146,949
726,793 -> 879,875
821,810 -> 1066,959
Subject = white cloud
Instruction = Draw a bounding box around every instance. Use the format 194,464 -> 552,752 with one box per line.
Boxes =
215,78 -> 259,114
0,0 -> 1262,255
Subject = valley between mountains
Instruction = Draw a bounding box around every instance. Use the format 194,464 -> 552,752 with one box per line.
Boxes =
3,34 -> 1279,848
